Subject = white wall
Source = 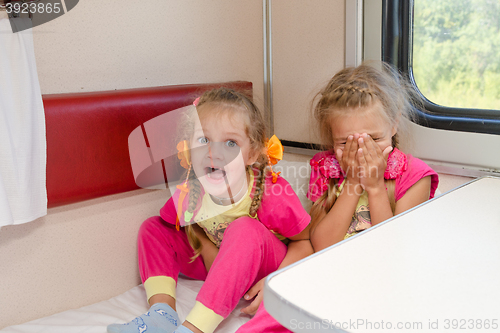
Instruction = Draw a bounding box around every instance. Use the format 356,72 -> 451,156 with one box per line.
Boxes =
34,0 -> 264,102
272,0 -> 345,145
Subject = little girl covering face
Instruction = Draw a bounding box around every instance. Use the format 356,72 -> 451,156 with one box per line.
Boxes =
108,88 -> 312,333
308,62 -> 439,251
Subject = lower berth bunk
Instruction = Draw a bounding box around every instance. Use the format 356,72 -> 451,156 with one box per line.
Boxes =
1,276 -> 251,333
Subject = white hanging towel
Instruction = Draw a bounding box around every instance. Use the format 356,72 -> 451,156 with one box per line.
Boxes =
0,16 -> 47,227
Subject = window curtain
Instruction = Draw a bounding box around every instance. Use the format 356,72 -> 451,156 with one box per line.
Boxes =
0,15 -> 47,228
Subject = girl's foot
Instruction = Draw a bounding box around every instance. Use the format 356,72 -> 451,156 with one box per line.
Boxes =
107,303 -> 180,333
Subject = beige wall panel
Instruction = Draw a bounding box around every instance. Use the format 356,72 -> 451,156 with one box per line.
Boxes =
272,0 -> 345,145
0,190 -> 167,328
363,0 -> 382,61
33,0 -> 264,109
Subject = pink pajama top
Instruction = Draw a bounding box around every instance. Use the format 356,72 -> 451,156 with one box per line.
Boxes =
160,168 -> 311,241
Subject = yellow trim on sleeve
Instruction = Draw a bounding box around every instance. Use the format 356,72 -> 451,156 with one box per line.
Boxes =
185,301 -> 224,333
143,276 -> 176,302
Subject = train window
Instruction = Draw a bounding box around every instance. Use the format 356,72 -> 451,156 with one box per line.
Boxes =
414,0 -> 500,110
382,0 -> 500,135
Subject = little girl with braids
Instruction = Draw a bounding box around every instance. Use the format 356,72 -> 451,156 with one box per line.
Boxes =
308,62 -> 439,251
108,88 -> 312,333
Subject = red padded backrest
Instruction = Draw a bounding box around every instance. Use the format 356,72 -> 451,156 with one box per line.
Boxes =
45,81 -> 253,207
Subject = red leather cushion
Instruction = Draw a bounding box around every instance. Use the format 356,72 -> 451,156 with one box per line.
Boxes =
45,81 -> 252,207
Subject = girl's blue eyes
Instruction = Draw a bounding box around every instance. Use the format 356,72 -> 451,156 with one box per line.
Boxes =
196,137 -> 238,147
226,140 -> 237,148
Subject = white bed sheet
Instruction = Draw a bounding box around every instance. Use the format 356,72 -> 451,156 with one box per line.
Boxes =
1,276 -> 252,333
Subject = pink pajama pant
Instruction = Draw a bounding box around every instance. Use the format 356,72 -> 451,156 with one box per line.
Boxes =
138,215 -> 289,320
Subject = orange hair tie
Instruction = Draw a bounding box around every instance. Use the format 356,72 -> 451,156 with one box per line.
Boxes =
265,135 -> 283,183
176,140 -> 192,230
177,140 -> 191,170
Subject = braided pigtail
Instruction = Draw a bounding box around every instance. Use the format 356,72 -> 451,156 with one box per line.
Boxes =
249,154 -> 268,217
309,178 -> 339,237
185,173 -> 203,261
333,84 -> 375,109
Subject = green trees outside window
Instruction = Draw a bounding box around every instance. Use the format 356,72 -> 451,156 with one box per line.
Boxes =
413,0 -> 500,110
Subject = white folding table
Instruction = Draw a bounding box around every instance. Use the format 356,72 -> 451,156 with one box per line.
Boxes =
265,176 -> 500,332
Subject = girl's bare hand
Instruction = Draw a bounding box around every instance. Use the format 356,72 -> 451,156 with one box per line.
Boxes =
336,133 -> 361,186
357,134 -> 392,192
241,277 -> 265,315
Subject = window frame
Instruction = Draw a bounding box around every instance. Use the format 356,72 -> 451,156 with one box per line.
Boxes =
381,0 -> 500,135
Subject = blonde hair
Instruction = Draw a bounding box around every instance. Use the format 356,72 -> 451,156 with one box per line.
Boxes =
310,62 -> 419,223
178,87 -> 269,260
